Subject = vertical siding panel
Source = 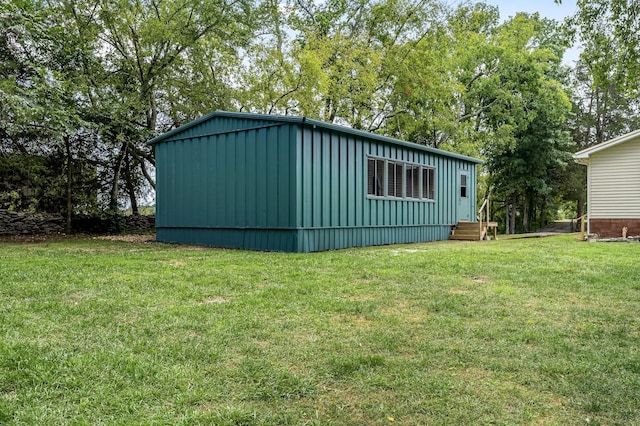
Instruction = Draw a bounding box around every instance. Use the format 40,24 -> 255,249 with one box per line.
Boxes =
257,129 -> 268,227
445,158 -> 450,224
348,137 -> 356,227
400,149 -> 406,226
430,154 -> 436,224
166,142 -> 175,226
340,133 -> 348,227
180,139 -> 189,225
252,130 -> 262,227
154,145 -> 161,227
194,138 -> 202,227
286,125 -> 296,229
364,141 -> 371,227
389,146 -> 396,226
278,126 -> 290,227
313,128 -> 322,228
237,131 -> 246,226
295,126 -> 303,229
213,135 -> 222,226
227,132 -> 237,227
267,127 -> 279,228
331,132 -> 339,226
355,137 -> 363,227
155,144 -> 163,227
322,130 -> 331,227
263,129 -> 271,227
173,139 -> 182,225
196,137 -> 204,225
246,131 -> 257,227
380,144 -> 387,226
303,127 -> 313,228
204,136 -> 212,226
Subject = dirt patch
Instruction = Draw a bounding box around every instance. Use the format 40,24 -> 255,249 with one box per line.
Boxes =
0,233 -> 158,244
199,296 -> 231,304
0,233 -> 69,243
95,234 -> 156,243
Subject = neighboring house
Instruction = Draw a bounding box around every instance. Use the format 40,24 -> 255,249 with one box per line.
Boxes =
573,129 -> 640,237
148,111 -> 482,252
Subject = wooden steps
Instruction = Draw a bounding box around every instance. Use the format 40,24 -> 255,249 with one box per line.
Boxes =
450,221 -> 498,241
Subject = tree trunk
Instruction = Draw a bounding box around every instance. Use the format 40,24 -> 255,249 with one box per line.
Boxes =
109,141 -> 128,212
509,194 -> 517,234
522,198 -> 529,233
577,191 -> 585,218
64,135 -> 72,234
505,198 -> 510,235
124,151 -> 139,215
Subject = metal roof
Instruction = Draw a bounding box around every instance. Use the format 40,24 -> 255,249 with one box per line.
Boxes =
147,110 -> 483,164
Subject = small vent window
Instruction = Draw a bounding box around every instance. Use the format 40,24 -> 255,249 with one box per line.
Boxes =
460,174 -> 467,198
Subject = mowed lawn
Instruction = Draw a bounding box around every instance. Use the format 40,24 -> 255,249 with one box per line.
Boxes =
1,235 -> 639,425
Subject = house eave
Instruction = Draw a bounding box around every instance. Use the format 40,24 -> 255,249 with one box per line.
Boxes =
573,128 -> 640,160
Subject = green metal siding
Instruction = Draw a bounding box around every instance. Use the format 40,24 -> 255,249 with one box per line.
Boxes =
296,225 -> 451,253
163,116 -> 280,142
157,228 -> 298,252
153,111 -> 479,252
155,122 -> 298,250
295,123 -> 477,233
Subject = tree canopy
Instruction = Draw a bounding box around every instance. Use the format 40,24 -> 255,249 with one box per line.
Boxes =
0,0 -> 636,233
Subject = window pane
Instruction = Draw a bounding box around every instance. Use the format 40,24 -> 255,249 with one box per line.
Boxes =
386,162 -> 403,198
423,167 -> 435,200
376,160 -> 385,196
429,168 -> 435,199
460,174 -> 467,198
367,159 -> 375,195
395,163 -> 403,197
368,158 -> 385,196
387,162 -> 396,197
406,165 -> 419,198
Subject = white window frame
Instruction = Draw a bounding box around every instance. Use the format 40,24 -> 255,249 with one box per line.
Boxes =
366,155 -> 436,202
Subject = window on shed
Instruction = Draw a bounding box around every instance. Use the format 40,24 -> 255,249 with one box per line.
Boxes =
406,165 -> 420,198
460,173 -> 468,198
387,161 -> 404,197
367,158 -> 385,196
422,167 -> 435,200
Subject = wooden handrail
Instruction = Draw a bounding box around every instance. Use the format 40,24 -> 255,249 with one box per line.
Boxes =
576,213 -> 588,241
478,196 -> 489,240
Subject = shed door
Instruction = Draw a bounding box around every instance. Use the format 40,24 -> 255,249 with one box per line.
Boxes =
457,171 -> 472,221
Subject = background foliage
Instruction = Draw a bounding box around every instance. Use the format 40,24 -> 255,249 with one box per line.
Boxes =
0,0 -> 637,233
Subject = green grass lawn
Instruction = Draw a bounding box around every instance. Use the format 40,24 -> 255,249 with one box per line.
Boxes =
1,235 -> 639,425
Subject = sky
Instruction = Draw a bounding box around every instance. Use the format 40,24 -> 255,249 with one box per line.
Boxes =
465,0 -> 581,64
481,0 -> 578,22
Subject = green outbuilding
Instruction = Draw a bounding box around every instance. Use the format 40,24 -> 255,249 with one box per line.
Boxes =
148,111 -> 482,252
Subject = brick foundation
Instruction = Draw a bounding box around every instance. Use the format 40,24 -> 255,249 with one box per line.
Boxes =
589,218 -> 640,238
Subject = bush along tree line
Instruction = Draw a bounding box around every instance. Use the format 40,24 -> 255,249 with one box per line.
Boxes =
1,0 -> 638,234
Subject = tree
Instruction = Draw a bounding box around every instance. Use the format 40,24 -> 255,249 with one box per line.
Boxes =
560,0 -> 640,218
0,0 -> 100,231
238,0 -> 441,131
70,0 -> 254,212
568,0 -> 640,96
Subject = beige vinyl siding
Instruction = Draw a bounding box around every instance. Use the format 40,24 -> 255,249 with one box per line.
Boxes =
588,139 -> 640,218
